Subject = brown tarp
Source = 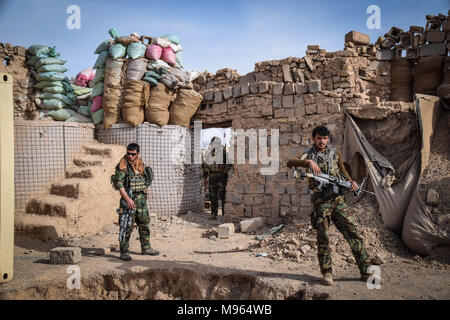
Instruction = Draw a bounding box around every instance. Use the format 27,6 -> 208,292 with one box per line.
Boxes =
343,94 -> 450,255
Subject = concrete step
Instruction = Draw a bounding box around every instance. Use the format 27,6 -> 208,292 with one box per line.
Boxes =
25,195 -> 74,217
72,154 -> 104,167
15,214 -> 67,241
49,179 -> 81,199
65,168 -> 93,179
82,144 -> 113,158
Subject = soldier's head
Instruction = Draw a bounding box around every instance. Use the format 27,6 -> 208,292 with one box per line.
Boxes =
312,126 -> 330,151
127,143 -> 140,161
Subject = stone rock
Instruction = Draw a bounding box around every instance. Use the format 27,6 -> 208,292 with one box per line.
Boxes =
426,189 -> 439,206
218,223 -> 235,239
371,253 -> 385,265
49,247 -> 82,264
240,217 -> 264,233
345,31 -> 370,45
307,80 -> 321,93
300,244 -> 311,254
282,64 -> 293,82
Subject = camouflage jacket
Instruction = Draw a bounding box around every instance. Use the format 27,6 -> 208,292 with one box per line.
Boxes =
111,160 -> 154,193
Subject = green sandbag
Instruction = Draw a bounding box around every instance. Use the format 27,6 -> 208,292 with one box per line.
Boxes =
142,76 -> 158,86
109,43 -> 126,59
176,51 -> 184,69
94,40 -> 110,54
66,92 -> 76,102
37,64 -> 68,73
91,82 -> 104,98
34,81 -> 63,89
94,51 -> 108,69
62,77 -> 74,93
47,108 -> 77,121
73,86 -> 92,96
37,46 -> 60,58
93,68 -> 105,85
145,71 -> 161,80
26,56 -> 40,67
39,93 -> 74,106
127,42 -> 146,59
37,72 -> 66,82
91,108 -> 104,125
35,57 -> 66,69
77,105 -> 91,117
28,45 -> 49,56
42,99 -> 68,110
108,27 -> 119,39
161,34 -> 180,45
66,113 -> 91,123
43,86 -> 66,94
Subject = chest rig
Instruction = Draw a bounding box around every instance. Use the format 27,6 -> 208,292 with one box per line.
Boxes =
126,163 -> 147,194
307,144 -> 340,177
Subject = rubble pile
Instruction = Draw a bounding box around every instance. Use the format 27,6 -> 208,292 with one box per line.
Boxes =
90,28 -> 203,129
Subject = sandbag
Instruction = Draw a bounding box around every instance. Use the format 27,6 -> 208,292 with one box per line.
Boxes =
116,36 -> 138,46
146,82 -> 174,126
28,45 -> 49,56
34,80 -> 63,89
413,56 -> 444,95
161,46 -> 176,66
148,60 -> 171,71
91,95 -> 103,113
35,57 -> 66,69
175,51 -> 184,68
122,80 -> 148,127
37,72 -> 66,82
66,113 -> 91,123
26,56 -> 40,67
161,34 -> 180,45
72,86 -> 92,96
169,89 -> 202,127
91,82 -> 104,98
77,105 -> 91,117
390,59 -> 413,102
146,44 -> 162,60
94,51 -> 109,69
142,76 -> 158,86
127,42 -> 146,59
155,37 -> 171,48
94,39 -> 111,54
109,43 -> 127,59
92,108 -> 104,125
37,64 -> 68,73
42,86 -> 66,94
102,85 -> 122,129
104,57 -> 124,87
47,108 -> 77,121
109,27 -> 119,39
169,42 -> 183,53
39,93 -> 74,106
75,67 -> 96,87
42,99 -> 67,110
93,68 -> 105,85
126,58 -> 147,80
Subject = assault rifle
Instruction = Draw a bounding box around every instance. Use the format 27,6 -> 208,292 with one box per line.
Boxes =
292,168 -> 375,197
118,189 -> 134,242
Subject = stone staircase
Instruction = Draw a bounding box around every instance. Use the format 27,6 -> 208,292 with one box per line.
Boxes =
15,141 -> 126,241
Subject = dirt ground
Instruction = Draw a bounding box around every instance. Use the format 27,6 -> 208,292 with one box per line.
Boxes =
1,204 -> 449,300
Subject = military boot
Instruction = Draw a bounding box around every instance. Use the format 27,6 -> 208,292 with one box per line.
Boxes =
321,272 -> 333,286
120,252 -> 132,261
142,247 -> 160,256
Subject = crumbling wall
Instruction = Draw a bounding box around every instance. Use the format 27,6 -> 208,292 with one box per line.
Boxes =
0,43 -> 38,119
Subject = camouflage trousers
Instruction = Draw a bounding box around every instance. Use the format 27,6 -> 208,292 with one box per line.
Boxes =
209,177 -> 227,216
118,193 -> 151,254
312,194 -> 371,275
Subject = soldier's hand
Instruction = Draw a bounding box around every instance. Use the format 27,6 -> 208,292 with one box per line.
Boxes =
126,198 -> 136,210
308,160 -> 322,175
350,181 -> 358,191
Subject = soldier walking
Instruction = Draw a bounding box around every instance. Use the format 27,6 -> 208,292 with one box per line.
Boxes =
287,126 -> 378,286
111,143 -> 160,261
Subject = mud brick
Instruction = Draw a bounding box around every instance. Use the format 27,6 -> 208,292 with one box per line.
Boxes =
426,31 -> 445,43
253,184 -> 265,194
282,64 -> 293,82
284,83 -> 295,95
376,49 -> 395,60
294,95 -> 304,107
240,83 -> 250,96
250,82 -> 259,94
258,81 -> 269,93
232,85 -> 241,98
204,90 -> 214,101
328,104 -> 340,113
303,94 -> 315,105
49,247 -> 82,264
223,87 -> 233,100
301,195 -> 312,206
399,32 -> 413,47
240,217 -> 263,233
385,27 -> 403,41
286,184 -> 297,195
239,72 -> 255,84
316,104 -> 327,114
13,46 -> 26,56
284,108 -> 294,118
304,56 -> 315,71
261,103 -> 273,116
305,104 -> 317,115
282,95 -> 294,108
307,80 -> 321,93
294,105 -> 306,117
345,31 -> 370,45
420,43 -> 447,56
214,91 -> 223,103
410,26 -> 424,34
218,223 -> 235,239
406,47 -> 419,59
274,108 -> 284,118
273,96 -> 282,108
280,134 -> 289,145
273,82 -> 284,95
295,83 -> 308,94
255,72 -> 271,82
380,37 -> 397,49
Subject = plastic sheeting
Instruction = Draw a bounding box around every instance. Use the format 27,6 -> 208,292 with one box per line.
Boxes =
343,94 -> 450,255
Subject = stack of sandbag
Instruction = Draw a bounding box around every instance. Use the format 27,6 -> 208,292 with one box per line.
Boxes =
122,80 -> 149,127
145,83 -> 175,126
27,45 -> 90,123
103,57 -> 127,129
437,57 -> 450,110
168,88 -> 203,127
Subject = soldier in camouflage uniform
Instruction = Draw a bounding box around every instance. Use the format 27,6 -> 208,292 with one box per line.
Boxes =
111,143 -> 160,261
287,126 -> 375,286
203,137 -> 232,219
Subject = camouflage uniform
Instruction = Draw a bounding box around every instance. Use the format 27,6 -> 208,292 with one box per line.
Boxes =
203,149 -> 231,216
111,160 -> 154,254
296,144 -> 371,276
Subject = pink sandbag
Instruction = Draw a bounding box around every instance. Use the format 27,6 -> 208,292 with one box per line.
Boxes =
160,46 -> 176,66
75,67 -> 96,87
145,44 -> 162,61
91,95 -> 103,113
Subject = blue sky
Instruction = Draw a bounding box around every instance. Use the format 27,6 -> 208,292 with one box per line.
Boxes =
0,0 -> 448,78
